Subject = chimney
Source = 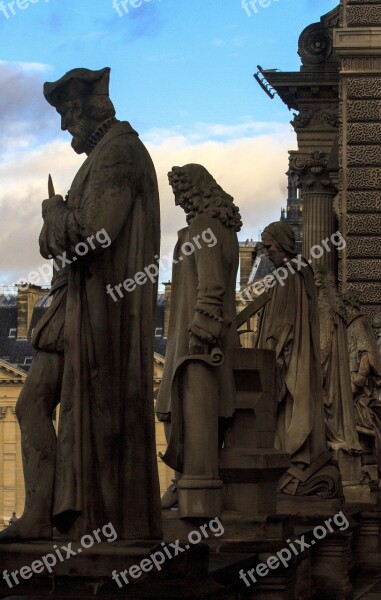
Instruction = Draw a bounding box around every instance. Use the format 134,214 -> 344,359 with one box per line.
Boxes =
239,241 -> 258,289
163,282 -> 172,338
17,285 -> 46,339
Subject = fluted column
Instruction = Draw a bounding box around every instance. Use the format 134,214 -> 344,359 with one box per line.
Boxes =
291,151 -> 338,272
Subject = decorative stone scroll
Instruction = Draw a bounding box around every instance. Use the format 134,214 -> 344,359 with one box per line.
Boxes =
298,23 -> 334,65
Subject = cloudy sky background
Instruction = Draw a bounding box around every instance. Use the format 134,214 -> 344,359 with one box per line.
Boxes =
0,0 -> 338,288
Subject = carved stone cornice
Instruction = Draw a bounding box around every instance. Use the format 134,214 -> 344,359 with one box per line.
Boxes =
291,106 -> 339,131
334,28 -> 381,57
260,71 -> 338,111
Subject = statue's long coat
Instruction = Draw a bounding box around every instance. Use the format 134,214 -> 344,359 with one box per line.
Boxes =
156,215 -> 239,421
35,121 -> 162,539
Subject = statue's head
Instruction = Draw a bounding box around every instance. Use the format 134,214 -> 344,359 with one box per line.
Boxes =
43,67 -> 116,155
314,265 -> 335,290
343,291 -> 362,320
168,164 -> 242,231
261,221 -> 297,268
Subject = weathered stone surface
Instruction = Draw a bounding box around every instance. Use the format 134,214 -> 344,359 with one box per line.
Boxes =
0,67 -> 162,543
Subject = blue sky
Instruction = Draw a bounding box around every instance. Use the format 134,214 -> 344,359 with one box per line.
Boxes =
0,0 -> 339,287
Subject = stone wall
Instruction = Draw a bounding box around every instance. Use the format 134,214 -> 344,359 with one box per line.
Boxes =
334,0 -> 381,321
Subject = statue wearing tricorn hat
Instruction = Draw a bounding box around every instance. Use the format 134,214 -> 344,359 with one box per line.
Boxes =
0,67 -> 162,542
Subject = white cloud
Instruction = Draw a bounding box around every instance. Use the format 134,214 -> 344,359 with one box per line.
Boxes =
0,120 -> 296,288
145,121 -> 296,281
0,60 -> 52,73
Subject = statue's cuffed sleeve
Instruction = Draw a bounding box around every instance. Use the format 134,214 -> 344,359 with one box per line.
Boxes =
40,140 -> 134,259
187,215 -> 226,343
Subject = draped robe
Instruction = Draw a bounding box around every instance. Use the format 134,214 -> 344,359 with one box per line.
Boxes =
255,263 -> 327,465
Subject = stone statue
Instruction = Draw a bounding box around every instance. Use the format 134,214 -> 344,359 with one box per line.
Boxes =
0,68 -> 162,541
254,222 -> 341,498
315,267 -> 362,454
344,293 -> 381,475
372,313 -> 381,356
156,164 -> 241,511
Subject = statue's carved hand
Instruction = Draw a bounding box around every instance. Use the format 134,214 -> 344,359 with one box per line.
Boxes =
42,195 -> 65,219
188,333 -> 209,355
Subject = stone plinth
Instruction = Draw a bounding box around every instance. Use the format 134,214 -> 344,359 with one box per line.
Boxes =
178,360 -> 223,519
352,492 -> 381,574
277,494 -> 344,517
311,531 -> 353,600
162,510 -> 294,549
220,348 -> 290,518
0,539 -> 216,599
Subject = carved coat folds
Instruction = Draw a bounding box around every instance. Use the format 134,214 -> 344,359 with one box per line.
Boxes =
156,214 -> 239,421
38,121 -> 162,539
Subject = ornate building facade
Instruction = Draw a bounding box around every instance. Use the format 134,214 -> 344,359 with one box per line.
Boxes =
259,1 -> 381,322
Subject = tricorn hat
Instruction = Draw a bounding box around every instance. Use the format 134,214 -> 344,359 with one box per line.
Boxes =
43,67 -> 111,108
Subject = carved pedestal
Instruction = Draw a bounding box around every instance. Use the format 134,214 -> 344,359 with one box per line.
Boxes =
311,531 -> 353,600
332,449 -> 375,503
219,348 -> 290,518
179,362 -> 223,518
0,539 -> 220,599
352,492 -> 381,573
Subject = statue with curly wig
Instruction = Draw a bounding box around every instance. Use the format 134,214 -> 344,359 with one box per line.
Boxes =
156,164 -> 242,514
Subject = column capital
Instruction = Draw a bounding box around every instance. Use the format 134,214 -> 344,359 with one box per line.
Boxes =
289,151 -> 336,192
